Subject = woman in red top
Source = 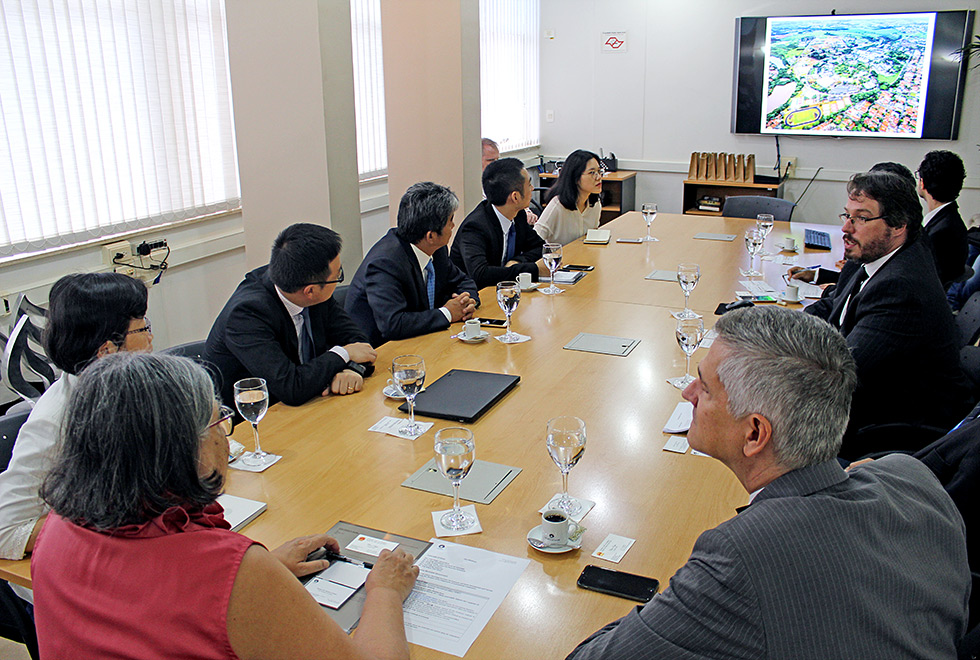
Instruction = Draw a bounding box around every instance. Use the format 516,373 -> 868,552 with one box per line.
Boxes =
31,352 -> 418,660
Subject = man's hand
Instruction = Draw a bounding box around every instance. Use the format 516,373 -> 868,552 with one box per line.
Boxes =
526,210 -> 539,226
536,258 -> 550,277
365,548 -> 419,602
271,533 -> 340,577
444,292 -> 477,322
344,342 -> 377,365
787,266 -> 816,283
328,369 -> 363,396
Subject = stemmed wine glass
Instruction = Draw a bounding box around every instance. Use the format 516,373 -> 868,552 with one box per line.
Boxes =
640,203 -> 658,242
546,416 -> 587,517
742,228 -> 764,277
496,281 -> 522,343
392,355 -> 425,437
674,263 -> 702,320
756,213 -> 775,257
541,242 -> 564,295
233,377 -> 277,467
434,427 -> 476,531
668,318 -> 705,389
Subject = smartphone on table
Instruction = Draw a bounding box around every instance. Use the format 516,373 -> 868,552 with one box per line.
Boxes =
577,565 -> 660,603
477,318 -> 507,327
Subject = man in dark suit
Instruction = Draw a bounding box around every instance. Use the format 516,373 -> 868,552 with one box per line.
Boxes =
450,157 -> 547,289
917,150 -> 968,288
205,223 -> 376,408
804,171 -> 972,460
566,307 -> 970,660
346,182 -> 479,347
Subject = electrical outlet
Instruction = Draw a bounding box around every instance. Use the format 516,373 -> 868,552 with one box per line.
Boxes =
113,265 -> 136,278
546,110 -> 555,123
782,157 -> 798,179
103,240 -> 133,267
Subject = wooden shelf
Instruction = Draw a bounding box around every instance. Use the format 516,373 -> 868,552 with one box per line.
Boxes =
682,178 -> 785,217
685,208 -> 723,217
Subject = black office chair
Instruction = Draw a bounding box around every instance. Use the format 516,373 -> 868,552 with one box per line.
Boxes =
0,410 -> 39,659
160,340 -> 208,363
721,195 -> 796,222
528,187 -> 550,218
332,285 -> 350,309
957,292 -> 980,347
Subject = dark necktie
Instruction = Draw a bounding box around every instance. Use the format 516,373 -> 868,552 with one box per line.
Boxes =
839,266 -> 869,333
425,259 -> 436,309
503,222 -> 517,265
299,307 -> 315,364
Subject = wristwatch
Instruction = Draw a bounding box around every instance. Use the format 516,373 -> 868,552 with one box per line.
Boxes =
345,360 -> 368,376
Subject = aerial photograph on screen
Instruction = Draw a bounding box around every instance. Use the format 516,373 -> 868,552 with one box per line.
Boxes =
763,13 -> 934,138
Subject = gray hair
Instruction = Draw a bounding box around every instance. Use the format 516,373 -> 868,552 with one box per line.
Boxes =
42,352 -> 222,530
481,137 -> 499,151
713,307 -> 856,469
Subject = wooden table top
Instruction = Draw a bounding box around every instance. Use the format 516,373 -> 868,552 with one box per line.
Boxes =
0,212 -> 845,658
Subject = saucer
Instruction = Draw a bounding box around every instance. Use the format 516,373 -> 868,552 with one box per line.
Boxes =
458,330 -> 490,344
520,283 -> 539,292
383,384 -> 406,399
526,524 -> 582,553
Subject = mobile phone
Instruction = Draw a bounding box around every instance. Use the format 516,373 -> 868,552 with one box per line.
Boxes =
561,264 -> 594,272
738,295 -> 776,302
477,318 -> 507,327
616,238 -> 643,244
576,565 -> 659,603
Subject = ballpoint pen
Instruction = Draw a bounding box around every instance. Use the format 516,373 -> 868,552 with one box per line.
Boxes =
324,549 -> 374,569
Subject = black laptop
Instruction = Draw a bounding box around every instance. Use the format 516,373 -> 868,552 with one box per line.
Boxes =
397,369 -> 520,423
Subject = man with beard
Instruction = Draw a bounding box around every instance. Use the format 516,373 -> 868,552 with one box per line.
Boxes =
804,170 -> 972,460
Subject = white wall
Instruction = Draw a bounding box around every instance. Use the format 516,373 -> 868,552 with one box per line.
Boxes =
540,0 -> 980,225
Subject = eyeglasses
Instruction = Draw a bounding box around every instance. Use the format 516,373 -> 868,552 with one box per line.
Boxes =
583,167 -> 606,180
839,213 -> 886,227
126,317 -> 152,335
308,266 -> 345,286
208,405 -> 235,437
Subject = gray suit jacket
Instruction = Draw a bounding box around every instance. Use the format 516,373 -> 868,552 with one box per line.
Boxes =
566,456 -> 970,660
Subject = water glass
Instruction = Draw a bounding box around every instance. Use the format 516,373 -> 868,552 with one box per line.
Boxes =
547,416 -> 587,516
234,377 -> 276,467
435,427 -> 476,531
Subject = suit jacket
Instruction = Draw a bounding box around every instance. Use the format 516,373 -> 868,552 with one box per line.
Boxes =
805,237 -> 973,459
345,229 -> 479,347
566,456 -> 970,660
923,201 -> 968,289
449,200 -> 545,289
204,266 -> 368,407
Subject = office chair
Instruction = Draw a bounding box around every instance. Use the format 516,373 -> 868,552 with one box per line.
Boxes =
528,187 -> 550,218
160,340 -> 208,363
721,195 -> 796,222
331,285 -> 350,309
957,292 -> 980,347
1,315 -> 56,405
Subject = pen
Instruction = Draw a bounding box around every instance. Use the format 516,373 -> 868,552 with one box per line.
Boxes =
324,549 -> 374,569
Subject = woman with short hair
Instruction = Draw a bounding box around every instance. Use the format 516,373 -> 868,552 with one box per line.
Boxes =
534,149 -> 603,245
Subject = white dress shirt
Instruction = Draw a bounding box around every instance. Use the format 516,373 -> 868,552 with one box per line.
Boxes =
922,201 -> 951,228
838,244 -> 902,324
492,205 -> 515,265
533,196 -> 602,245
410,243 -> 452,322
274,286 -> 349,363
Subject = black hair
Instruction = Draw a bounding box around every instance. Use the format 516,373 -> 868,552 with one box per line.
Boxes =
545,149 -> 601,211
44,273 -> 148,375
847,171 -> 922,240
41,352 -> 222,530
917,150 -> 966,203
870,162 -> 915,189
268,223 -> 342,292
483,158 -> 527,206
395,182 -> 459,244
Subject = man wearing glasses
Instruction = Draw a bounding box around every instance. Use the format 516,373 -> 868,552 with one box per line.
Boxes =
205,223 -> 376,409
804,171 -> 971,460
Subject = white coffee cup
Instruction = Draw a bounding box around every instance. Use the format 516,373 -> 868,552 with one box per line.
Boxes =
463,318 -> 482,339
784,236 -> 797,251
784,282 -> 801,303
541,509 -> 573,546
517,272 -> 532,289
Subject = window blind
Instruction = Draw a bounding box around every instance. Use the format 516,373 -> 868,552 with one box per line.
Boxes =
350,0 -> 386,180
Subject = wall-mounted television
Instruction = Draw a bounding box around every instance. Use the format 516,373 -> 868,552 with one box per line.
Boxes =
732,11 -> 974,139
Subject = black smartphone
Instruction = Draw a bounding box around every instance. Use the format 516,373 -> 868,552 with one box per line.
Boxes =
577,565 -> 659,603
477,318 -> 507,327
561,264 -> 594,271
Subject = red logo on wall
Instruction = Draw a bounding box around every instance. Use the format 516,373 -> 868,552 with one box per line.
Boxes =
604,37 -> 624,49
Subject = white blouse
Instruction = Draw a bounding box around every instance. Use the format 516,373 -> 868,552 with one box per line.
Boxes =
533,196 -> 602,246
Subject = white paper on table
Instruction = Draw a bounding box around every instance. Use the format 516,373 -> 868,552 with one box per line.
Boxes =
738,280 -> 777,296
305,575 -> 357,609
797,281 -> 824,299
691,449 -> 711,457
368,416 -> 434,440
320,562 -> 370,589
403,540 -> 530,657
663,401 -> 694,434
700,328 -> 717,349
538,494 -> 596,523
431,504 -> 483,537
345,534 -> 400,557
663,436 -> 689,453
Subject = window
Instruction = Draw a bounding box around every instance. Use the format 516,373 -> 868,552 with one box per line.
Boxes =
350,0 -> 386,180
0,0 -> 240,258
480,0 -> 540,153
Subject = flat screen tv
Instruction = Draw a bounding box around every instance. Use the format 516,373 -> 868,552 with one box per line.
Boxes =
732,11 -> 974,139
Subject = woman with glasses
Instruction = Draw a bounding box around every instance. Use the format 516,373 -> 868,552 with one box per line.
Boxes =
32,352 -> 418,659
534,149 -> 603,245
0,273 -> 151,582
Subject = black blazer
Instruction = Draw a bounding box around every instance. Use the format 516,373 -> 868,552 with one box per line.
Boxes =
345,229 -> 479,347
805,238 -> 973,459
449,200 -> 544,289
923,201 -> 968,289
204,266 -> 369,407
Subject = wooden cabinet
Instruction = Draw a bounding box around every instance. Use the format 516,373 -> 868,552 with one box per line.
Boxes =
539,170 -> 636,226
682,179 -> 784,216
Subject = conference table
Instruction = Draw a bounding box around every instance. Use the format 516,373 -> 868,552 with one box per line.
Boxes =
0,211 -> 844,658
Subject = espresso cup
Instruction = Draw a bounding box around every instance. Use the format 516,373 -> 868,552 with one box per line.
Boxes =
784,236 -> 796,251
541,509 -> 571,546
784,282 -> 801,302
517,272 -> 533,289
463,318 -> 481,339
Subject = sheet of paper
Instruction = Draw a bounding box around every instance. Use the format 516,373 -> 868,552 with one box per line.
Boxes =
700,328 -> 718,349
663,401 -> 694,433
797,281 -> 824,299
739,280 -> 777,295
305,576 -> 357,609
403,540 -> 529,657
538,494 -> 596,523
663,435 -> 689,453
693,232 -> 736,241
321,561 -> 371,589
432,504 -> 483,537
368,416 -> 434,440
346,534 -> 400,556
592,534 -> 636,563
644,269 -> 678,282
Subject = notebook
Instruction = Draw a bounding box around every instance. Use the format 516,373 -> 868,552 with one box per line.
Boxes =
217,493 -> 267,532
398,369 -> 520,423
583,228 -> 611,244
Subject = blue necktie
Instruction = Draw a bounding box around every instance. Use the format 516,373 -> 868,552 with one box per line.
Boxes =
425,259 -> 436,309
299,307 -> 315,364
504,222 -> 517,265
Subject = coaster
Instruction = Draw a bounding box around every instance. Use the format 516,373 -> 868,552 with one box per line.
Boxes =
228,452 -> 282,472
538,494 -> 595,523
431,504 -> 483,537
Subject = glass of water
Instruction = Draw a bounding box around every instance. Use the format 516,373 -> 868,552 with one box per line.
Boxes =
542,242 -> 564,295
496,281 -> 522,343
668,318 -> 705,390
392,355 -> 425,437
756,213 -> 775,257
743,228 -> 764,277
435,427 -> 476,531
640,203 -> 659,242
675,263 -> 702,320
233,377 -> 276,467
547,416 -> 587,517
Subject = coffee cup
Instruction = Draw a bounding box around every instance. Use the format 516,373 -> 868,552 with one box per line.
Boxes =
541,508 -> 576,546
783,282 -> 801,303
517,272 -> 533,289
463,318 -> 482,339
784,236 -> 797,251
